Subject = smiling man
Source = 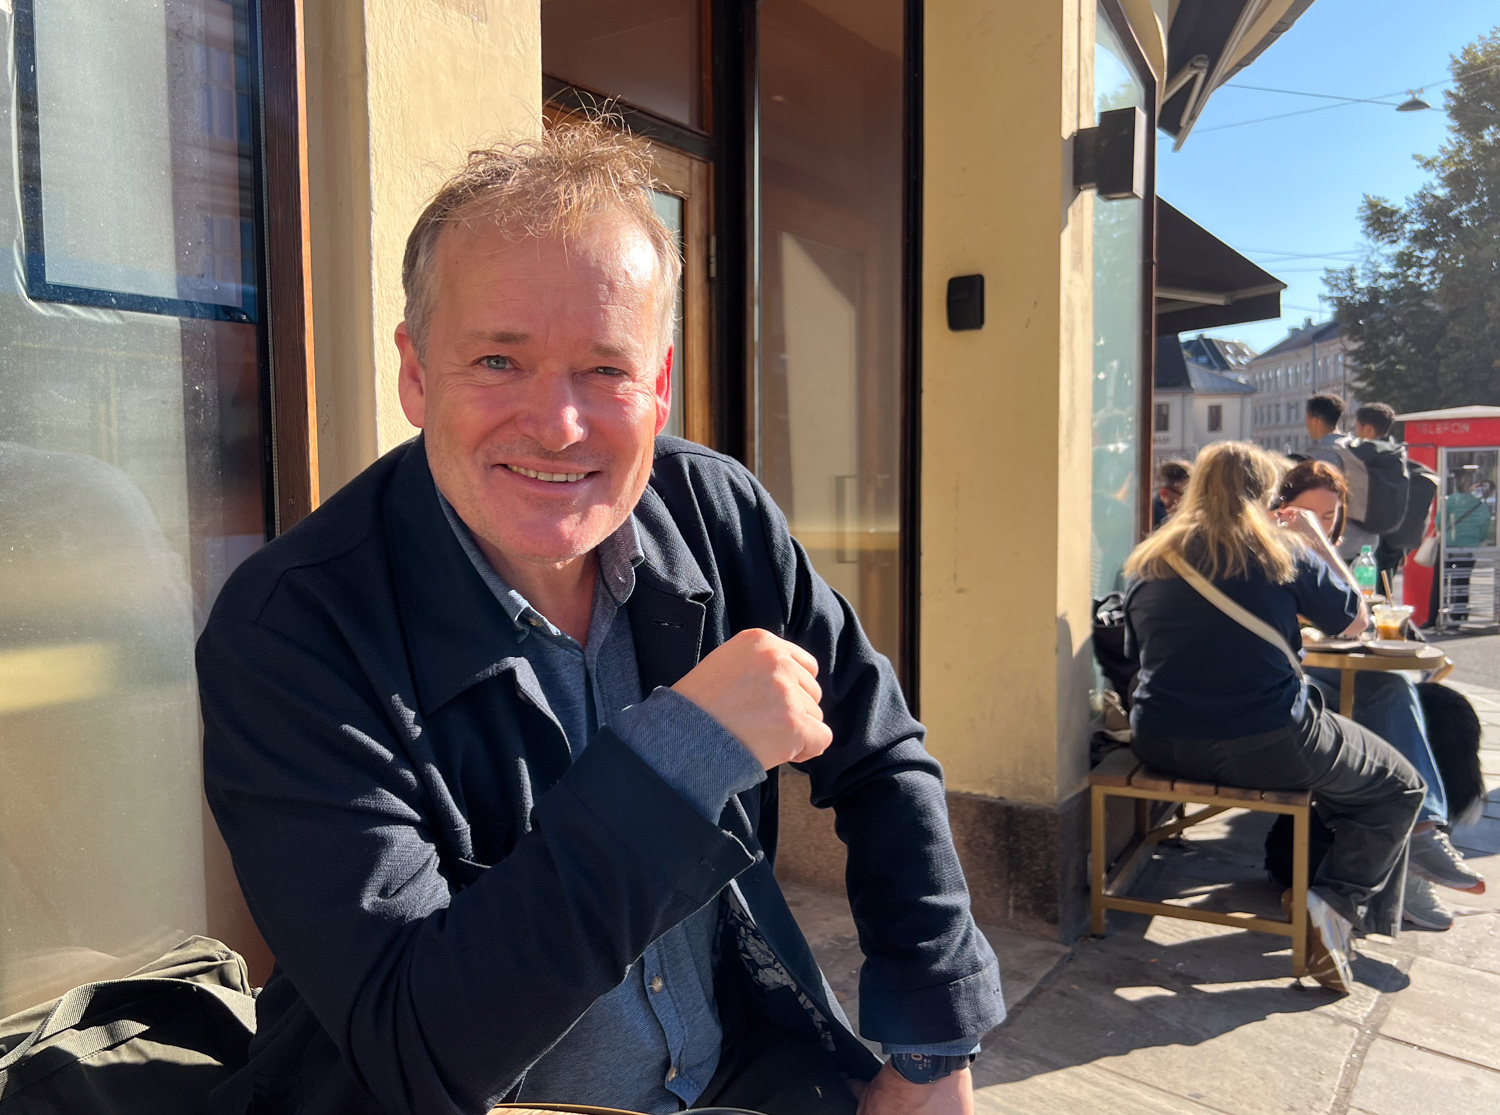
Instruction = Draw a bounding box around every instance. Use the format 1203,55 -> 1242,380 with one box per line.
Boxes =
198,125 -> 1003,1115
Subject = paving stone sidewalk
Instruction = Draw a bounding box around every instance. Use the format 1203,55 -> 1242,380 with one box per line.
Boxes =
790,679 -> 1500,1115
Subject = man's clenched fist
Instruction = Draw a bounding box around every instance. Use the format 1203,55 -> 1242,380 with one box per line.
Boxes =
672,629 -> 832,769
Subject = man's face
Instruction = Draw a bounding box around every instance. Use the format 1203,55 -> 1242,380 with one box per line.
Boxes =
1159,483 -> 1185,513
396,212 -> 671,575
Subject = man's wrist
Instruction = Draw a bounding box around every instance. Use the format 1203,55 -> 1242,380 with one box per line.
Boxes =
887,1052 -> 976,1085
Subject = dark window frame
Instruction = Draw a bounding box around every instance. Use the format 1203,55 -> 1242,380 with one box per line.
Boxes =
12,0 -> 261,326
1207,403 -> 1223,432
1155,400 -> 1170,432
1097,0 -> 1159,545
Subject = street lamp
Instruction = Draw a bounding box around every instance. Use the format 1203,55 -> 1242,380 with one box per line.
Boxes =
1397,90 -> 1431,112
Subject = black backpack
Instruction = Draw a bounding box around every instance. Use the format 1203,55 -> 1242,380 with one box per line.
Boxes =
1335,438 -> 1411,535
1383,457 -> 1439,553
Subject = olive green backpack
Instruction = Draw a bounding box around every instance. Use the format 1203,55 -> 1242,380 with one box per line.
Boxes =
0,937 -> 257,1114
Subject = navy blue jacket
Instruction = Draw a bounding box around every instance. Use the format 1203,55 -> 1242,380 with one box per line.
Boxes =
198,437 -> 1003,1115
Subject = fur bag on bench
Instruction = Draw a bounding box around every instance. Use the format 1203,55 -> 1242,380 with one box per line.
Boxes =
1265,682 -> 1486,885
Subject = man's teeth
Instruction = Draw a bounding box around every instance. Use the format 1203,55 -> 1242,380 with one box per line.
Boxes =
506,464 -> 587,483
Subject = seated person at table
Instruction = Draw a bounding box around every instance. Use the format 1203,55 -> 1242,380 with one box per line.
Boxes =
1123,442 -> 1424,994
196,124 -> 1003,1115
1275,460 -> 1486,930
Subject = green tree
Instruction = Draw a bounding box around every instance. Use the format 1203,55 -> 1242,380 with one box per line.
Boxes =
1325,29 -> 1500,412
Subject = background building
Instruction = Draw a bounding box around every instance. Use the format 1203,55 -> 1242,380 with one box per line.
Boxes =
1248,318 -> 1360,453
1153,335 -> 1257,464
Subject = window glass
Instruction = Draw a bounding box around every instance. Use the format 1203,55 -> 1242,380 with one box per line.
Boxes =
1155,401 -> 1170,432
23,0 -> 254,318
649,189 -> 686,439
1208,405 -> 1222,432
0,0 -> 266,1014
543,0 -> 704,130
757,0 -> 905,665
1089,6 -> 1145,597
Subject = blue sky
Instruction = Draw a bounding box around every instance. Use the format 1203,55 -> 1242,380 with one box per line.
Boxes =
1156,0 -> 1499,354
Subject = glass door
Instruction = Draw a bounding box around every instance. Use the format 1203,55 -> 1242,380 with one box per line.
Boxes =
755,0 -> 906,667
1437,447 -> 1499,629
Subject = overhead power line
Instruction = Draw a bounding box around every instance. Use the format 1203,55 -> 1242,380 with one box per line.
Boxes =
1201,59 -> 1500,134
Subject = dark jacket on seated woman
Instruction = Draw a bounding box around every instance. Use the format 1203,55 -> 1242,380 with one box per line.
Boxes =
1117,442 -> 1422,977
1126,549 -> 1358,739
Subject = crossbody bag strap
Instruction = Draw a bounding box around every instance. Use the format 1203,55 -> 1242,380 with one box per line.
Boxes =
1164,552 -> 1304,678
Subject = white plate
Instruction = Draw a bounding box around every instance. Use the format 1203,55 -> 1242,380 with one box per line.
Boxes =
1367,640 -> 1431,657
1303,639 -> 1361,652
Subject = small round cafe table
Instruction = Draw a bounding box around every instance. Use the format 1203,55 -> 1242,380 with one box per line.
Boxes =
1301,644 -> 1453,717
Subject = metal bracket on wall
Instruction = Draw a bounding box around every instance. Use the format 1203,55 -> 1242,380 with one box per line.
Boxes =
1073,106 -> 1146,201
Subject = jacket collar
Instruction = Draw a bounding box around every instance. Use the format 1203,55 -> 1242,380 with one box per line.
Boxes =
384,438 -> 714,712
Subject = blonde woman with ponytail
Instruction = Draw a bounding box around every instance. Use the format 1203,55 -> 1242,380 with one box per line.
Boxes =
1121,442 -> 1423,995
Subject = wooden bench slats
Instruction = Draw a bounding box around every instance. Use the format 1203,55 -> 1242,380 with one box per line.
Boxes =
1129,768 -> 1174,792
1088,749 -> 1140,787
1260,788 -> 1313,807
1213,783 -> 1265,802
1171,779 -> 1219,799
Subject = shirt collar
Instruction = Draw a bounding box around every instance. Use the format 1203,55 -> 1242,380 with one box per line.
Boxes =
433,480 -> 644,640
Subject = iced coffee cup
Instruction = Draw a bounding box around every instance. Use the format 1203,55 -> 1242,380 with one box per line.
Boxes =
1371,603 -> 1414,642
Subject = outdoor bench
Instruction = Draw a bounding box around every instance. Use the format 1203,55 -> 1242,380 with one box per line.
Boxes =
1088,748 -> 1312,977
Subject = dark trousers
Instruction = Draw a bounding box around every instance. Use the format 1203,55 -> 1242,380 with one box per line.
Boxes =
1132,696 -> 1424,936
693,1025 -> 860,1115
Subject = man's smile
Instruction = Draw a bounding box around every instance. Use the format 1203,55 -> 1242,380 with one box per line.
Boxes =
503,463 -> 592,483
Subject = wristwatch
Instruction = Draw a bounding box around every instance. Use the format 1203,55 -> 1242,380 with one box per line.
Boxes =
888,1052 -> 976,1085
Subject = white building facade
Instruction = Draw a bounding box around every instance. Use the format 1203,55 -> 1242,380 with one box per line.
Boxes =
1248,320 -> 1359,453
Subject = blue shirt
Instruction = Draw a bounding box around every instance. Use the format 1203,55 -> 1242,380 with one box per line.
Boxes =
1125,551 -> 1360,739
438,485 -> 982,1099
438,491 -> 764,1112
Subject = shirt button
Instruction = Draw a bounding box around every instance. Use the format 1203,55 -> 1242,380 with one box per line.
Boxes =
650,976 -> 664,993
666,1067 -> 678,1083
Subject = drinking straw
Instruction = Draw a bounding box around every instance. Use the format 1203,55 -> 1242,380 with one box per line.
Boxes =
1381,570 -> 1395,601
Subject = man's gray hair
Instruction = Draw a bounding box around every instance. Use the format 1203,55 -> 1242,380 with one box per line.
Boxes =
402,121 -> 682,362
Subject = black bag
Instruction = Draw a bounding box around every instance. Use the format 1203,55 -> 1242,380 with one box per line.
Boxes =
1335,438 -> 1411,535
1092,592 -> 1139,708
1383,458 -> 1439,554
0,937 -> 257,1115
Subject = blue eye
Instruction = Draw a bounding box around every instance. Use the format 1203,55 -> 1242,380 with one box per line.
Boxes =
480,355 -> 512,370
593,366 -> 627,377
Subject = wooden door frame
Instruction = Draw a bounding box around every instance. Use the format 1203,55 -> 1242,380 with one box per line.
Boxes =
259,0 -> 318,532
543,99 -> 716,448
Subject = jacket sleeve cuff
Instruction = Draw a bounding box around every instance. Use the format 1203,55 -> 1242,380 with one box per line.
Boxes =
882,1037 -> 982,1056
611,687 -> 766,821
859,959 -> 1007,1047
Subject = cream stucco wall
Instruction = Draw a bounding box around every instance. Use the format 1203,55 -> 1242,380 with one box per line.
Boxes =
307,0 -> 542,495
920,0 -> 1098,807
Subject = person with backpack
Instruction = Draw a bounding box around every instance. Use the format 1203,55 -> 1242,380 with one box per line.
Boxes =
1306,396 -> 1428,572
1354,404 -> 1414,588
1304,395 -> 1373,562
1122,441 -> 1424,994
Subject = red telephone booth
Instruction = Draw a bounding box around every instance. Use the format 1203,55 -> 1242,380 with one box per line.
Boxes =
1398,407 -> 1500,629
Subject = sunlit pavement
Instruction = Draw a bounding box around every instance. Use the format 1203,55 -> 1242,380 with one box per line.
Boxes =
792,661 -> 1500,1114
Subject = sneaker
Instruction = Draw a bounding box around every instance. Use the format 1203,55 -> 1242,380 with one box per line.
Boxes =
1403,875 -> 1455,931
1285,889 -> 1355,994
1410,827 -> 1487,894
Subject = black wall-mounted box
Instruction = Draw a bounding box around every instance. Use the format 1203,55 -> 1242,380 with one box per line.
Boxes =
946,274 -> 984,331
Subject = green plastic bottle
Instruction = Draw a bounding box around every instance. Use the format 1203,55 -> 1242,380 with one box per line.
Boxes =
1351,545 -> 1378,598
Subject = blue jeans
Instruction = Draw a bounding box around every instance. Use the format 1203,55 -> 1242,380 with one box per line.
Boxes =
1306,668 -> 1447,825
